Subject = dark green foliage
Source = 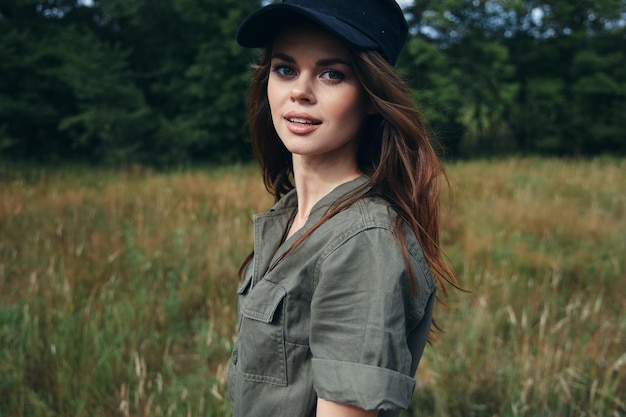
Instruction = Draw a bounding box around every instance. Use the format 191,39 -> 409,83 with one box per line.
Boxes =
0,0 -> 625,163
55,27 -> 157,163
0,0 -> 259,165
404,0 -> 626,157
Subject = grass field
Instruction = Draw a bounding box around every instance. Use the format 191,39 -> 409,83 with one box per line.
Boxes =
1,158 -> 624,417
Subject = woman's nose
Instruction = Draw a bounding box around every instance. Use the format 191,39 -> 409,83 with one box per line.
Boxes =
290,78 -> 316,104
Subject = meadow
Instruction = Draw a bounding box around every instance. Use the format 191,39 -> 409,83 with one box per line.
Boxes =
0,158 -> 624,417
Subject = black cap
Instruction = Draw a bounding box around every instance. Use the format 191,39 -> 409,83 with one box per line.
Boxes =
236,0 -> 408,66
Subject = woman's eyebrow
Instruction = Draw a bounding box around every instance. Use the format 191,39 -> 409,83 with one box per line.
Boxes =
271,53 -> 350,67
271,52 -> 295,62
316,58 -> 351,67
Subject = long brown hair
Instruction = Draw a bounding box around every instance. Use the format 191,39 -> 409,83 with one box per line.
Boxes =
241,42 -> 456,300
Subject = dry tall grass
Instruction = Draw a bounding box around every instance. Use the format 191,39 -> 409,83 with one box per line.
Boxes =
420,158 -> 625,417
0,158 -> 624,417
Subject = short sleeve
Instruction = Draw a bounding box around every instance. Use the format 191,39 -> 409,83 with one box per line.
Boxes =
309,227 -> 428,411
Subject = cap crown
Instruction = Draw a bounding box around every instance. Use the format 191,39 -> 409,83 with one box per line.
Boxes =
237,0 -> 408,65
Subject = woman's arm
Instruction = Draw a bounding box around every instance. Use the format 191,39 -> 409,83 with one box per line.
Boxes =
316,398 -> 378,417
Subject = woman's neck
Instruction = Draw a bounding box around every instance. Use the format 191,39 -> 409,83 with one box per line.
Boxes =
285,155 -> 361,240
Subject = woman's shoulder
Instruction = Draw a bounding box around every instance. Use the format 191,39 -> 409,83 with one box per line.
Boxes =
317,197 -> 408,258
329,195 -> 397,231
315,197 -> 435,307
326,197 -> 431,273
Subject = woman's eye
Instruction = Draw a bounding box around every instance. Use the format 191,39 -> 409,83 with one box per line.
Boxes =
273,65 -> 296,77
321,70 -> 345,82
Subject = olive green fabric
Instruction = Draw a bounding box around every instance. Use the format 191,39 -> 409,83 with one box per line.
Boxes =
227,176 -> 436,417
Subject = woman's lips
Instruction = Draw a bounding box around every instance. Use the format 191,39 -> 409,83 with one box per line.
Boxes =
284,113 -> 322,135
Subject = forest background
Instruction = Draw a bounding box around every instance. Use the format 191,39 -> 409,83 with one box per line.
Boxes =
1,0 -> 625,165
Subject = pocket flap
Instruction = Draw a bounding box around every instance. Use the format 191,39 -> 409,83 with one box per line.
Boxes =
241,280 -> 286,323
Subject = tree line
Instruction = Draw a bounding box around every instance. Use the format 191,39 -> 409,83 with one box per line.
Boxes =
1,0 -> 624,165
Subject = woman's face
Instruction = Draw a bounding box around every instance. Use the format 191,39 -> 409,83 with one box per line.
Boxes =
267,24 -> 372,165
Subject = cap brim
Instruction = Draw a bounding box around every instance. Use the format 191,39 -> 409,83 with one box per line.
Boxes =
236,4 -> 379,51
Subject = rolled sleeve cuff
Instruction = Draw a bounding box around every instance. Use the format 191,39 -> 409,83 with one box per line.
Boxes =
311,358 -> 416,411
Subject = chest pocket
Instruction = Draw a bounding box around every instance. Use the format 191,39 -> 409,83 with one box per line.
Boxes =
239,279 -> 288,386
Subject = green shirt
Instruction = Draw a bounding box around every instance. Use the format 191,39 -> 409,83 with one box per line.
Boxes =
227,176 -> 436,416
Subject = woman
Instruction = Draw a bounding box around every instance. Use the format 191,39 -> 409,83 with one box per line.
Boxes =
227,1 -> 456,416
